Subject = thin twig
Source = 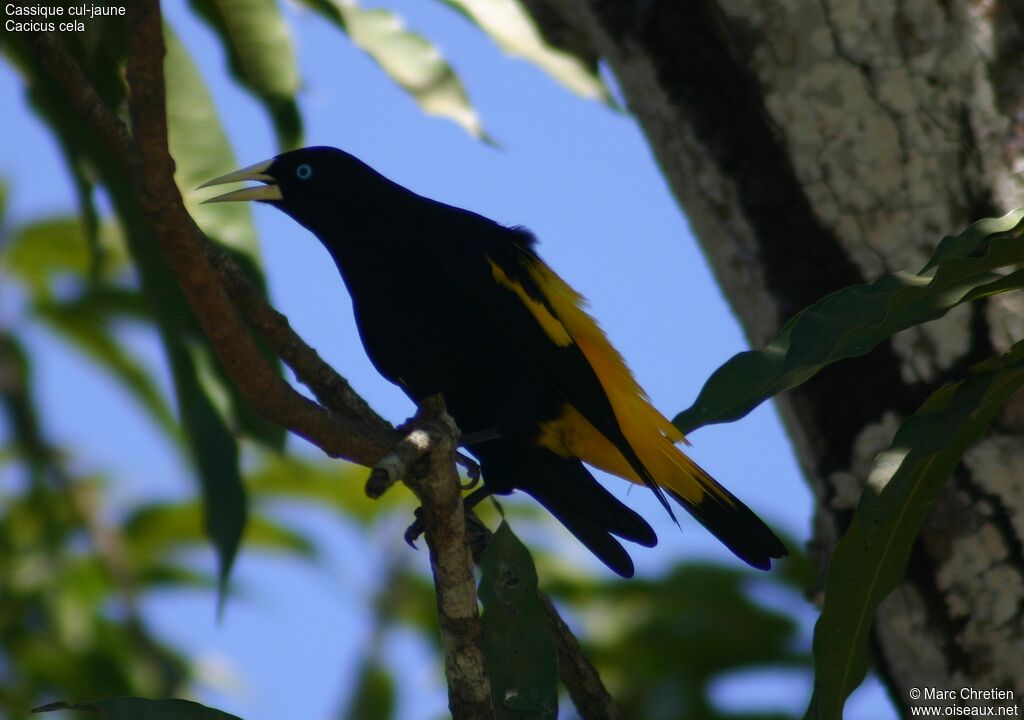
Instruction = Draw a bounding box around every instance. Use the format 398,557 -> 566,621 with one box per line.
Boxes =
540,594 -> 619,720
205,243 -> 392,436
367,424 -> 438,499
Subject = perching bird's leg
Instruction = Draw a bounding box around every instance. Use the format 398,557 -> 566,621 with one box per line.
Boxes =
457,428 -> 498,490
404,507 -> 426,548
462,486 -> 494,512
461,428 -> 501,445
456,451 -> 481,490
405,486 -> 493,549
462,488 -> 498,563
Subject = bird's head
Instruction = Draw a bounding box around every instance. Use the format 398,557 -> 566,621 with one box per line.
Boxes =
200,146 -> 386,234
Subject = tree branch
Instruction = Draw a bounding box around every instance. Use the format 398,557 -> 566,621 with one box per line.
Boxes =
122,1 -> 399,465
22,27 -> 134,168
24,10 -> 394,468
540,595 -> 618,720
25,7 -> 616,719
390,396 -> 494,720
366,422 -> 438,499
204,243 -> 393,438
27,8 -> 494,718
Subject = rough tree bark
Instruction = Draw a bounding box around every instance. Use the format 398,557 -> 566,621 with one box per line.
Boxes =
538,0 -> 1024,710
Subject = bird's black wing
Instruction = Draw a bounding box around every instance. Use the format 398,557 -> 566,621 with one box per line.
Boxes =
430,210 -> 676,517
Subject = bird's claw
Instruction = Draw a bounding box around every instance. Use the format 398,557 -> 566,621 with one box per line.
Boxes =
403,489 -> 491,552
404,507 -> 425,549
456,451 -> 481,490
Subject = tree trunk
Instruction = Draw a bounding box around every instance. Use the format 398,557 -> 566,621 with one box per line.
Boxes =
540,0 -> 1024,710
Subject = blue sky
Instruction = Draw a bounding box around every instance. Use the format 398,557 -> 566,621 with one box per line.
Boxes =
0,1 -> 895,718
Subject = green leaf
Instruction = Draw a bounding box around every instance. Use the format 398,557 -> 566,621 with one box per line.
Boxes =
137,563 -> 216,591
245,454 -> 412,522
126,234 -> 250,604
122,500 -> 316,570
442,0 -> 611,104
299,0 -> 346,26
0,332 -> 49,469
343,659 -> 396,720
546,559 -> 806,705
806,340 -> 1024,720
4,21 -> 250,603
95,165 -> 249,604
0,178 -> 8,227
377,566 -> 442,639
166,338 -> 247,606
3,16 -> 127,278
34,697 -> 243,720
300,0 -> 490,141
675,209 -> 1024,434
164,25 -> 260,260
188,0 -> 302,148
479,522 -> 558,720
35,290 -> 178,439
4,217 -> 129,294
204,250 -> 288,452
164,26 -> 286,452
5,217 -> 89,292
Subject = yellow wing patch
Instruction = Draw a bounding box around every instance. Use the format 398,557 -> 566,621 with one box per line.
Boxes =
526,256 -> 737,510
489,258 -> 573,347
528,260 -> 685,445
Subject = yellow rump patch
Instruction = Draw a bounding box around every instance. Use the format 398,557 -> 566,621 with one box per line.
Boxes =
489,258 -> 573,347
537,403 -> 638,479
524,253 -> 738,510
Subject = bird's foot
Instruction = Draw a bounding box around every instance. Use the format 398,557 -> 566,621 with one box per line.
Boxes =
456,428 -> 497,490
403,487 -> 494,550
404,507 -> 425,549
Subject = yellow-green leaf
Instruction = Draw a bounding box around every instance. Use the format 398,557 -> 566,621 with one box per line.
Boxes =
188,0 -> 302,148
4,217 -> 128,294
299,0 -> 490,141
35,290 -> 178,439
164,24 -> 260,259
34,697 -> 243,720
443,0 -> 611,103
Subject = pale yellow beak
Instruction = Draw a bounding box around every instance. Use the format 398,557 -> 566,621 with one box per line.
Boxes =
199,159 -> 283,203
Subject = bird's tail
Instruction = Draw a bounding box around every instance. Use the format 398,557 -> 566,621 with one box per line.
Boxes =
525,257 -> 786,568
563,406 -> 788,569
478,445 -> 656,578
644,439 -> 787,570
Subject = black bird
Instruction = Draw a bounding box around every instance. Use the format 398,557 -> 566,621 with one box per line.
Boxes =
202,147 -> 786,577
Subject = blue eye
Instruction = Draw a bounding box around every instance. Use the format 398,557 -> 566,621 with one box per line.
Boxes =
296,164 -> 313,180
